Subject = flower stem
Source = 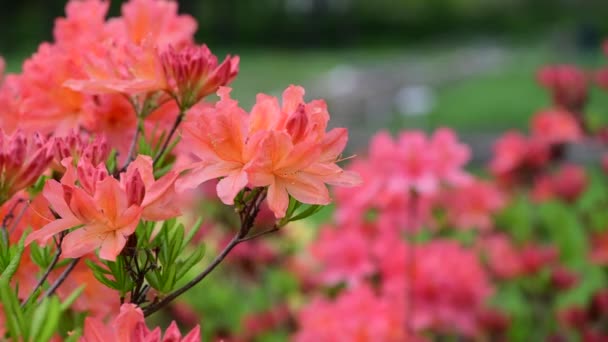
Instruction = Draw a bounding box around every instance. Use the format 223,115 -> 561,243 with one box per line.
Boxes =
40,258 -> 80,301
143,190 -> 268,317
153,111 -> 184,166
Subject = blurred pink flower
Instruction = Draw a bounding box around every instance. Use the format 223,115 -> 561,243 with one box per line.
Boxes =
295,285 -> 408,342
310,225 -> 375,285
537,65 -> 588,111
531,109 -> 581,145
442,180 -> 505,231
379,240 -> 493,336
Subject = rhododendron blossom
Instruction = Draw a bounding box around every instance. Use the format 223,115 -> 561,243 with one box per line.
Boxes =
537,65 -> 588,112
26,153 -> 182,260
295,285 -> 407,342
0,130 -> 53,204
81,303 -> 200,342
179,85 -> 360,217
531,109 -> 581,145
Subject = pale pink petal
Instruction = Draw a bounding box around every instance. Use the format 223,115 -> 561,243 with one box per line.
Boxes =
249,94 -> 281,133
98,231 -> 128,261
128,155 -> 155,186
42,180 -> 77,221
285,174 -> 330,206
116,205 -> 142,236
61,225 -> 107,258
26,217 -> 81,246
69,188 -> 103,223
216,170 -> 248,205
94,177 -> 127,223
267,181 -> 289,218
141,171 -> 178,208
281,85 -> 305,114
175,161 -> 237,192
319,128 -> 347,162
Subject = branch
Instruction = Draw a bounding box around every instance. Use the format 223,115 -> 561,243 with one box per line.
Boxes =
142,190 -> 272,317
153,112 -> 184,166
1,198 -> 25,245
40,258 -> 80,301
237,225 -> 279,242
21,234 -> 65,307
118,118 -> 144,174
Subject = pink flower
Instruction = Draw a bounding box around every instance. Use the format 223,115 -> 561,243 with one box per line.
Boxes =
442,180 -> 505,231
106,0 -> 197,48
177,87 -> 256,205
531,109 -> 581,145
19,44 -> 86,135
310,225 -> 375,285
178,86 -> 359,217
478,234 -> 524,279
65,39 -> 168,96
429,128 -> 472,186
537,65 -> 588,111
0,130 -> 54,204
489,131 -> 551,184
53,0 -> 110,49
52,131 -> 109,171
26,160 -> 142,261
532,164 -> 588,203
122,155 -> 180,221
81,303 -> 200,342
161,45 -> 239,108
295,285 -> 407,342
380,240 -> 493,336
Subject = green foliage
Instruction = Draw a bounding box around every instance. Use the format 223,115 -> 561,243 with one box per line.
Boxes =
279,196 -> 325,227
145,218 -> 205,294
87,218 -> 206,298
0,243 -> 83,342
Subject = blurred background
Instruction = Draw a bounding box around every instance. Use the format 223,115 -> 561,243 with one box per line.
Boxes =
2,0 -> 608,157
3,1 -> 608,340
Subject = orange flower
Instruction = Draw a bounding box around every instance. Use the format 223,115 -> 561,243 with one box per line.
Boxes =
178,85 -> 360,217
122,155 -> 180,221
26,163 -> 142,261
177,87 -> 260,204
65,39 -> 167,96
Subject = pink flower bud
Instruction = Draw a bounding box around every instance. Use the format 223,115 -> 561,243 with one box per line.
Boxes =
161,45 -> 239,108
125,169 -> 146,206
551,267 -> 579,291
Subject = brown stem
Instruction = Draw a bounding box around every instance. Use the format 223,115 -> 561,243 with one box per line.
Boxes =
153,112 -> 184,166
20,234 -> 65,307
1,198 -> 25,245
118,119 -> 144,174
142,190 -> 268,317
238,225 -> 279,242
41,258 -> 80,301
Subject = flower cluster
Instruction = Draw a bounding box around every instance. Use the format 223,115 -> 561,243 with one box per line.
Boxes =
26,155 -> 179,261
177,85 -> 361,218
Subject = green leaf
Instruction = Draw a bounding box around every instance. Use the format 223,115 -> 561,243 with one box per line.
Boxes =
287,204 -> 324,223
0,234 -> 26,284
182,217 -> 204,250
0,281 -> 26,340
176,246 -> 205,281
59,285 -> 85,311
